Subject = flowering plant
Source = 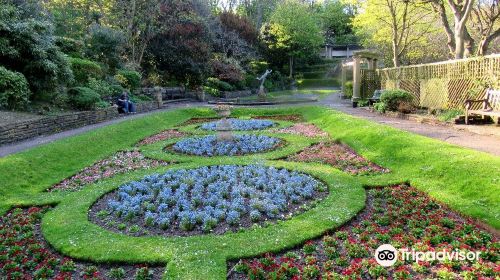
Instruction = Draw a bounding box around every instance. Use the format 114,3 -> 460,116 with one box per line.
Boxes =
288,142 -> 388,175
51,151 -> 169,191
137,130 -> 187,146
272,123 -> 328,138
0,207 -> 161,279
201,119 -> 275,131
172,135 -> 280,156
102,165 -> 326,235
228,185 -> 499,280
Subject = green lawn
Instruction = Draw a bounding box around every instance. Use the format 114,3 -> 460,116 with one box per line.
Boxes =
296,78 -> 340,89
300,71 -> 327,79
0,106 -> 498,279
240,89 -> 336,102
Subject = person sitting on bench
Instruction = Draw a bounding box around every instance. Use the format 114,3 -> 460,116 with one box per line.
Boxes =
117,91 -> 136,114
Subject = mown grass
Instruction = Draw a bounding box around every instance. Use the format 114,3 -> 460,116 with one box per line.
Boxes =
140,128 -> 326,164
297,78 -> 340,89
42,160 -> 363,279
0,107 -> 214,214
239,89 -> 334,102
267,89 -> 334,98
233,106 -> 500,228
300,71 -> 327,79
0,105 -> 499,279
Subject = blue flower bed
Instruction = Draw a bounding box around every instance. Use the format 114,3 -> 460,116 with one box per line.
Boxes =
172,135 -> 280,156
201,119 -> 275,131
104,165 -> 327,234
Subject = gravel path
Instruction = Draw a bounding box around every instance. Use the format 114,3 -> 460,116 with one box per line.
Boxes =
1,93 -> 499,157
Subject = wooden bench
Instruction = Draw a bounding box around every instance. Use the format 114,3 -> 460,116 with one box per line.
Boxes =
464,89 -> 500,125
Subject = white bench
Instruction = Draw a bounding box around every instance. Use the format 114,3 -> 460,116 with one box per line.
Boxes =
465,89 -> 500,125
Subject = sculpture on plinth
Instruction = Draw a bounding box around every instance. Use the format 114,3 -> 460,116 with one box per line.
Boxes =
256,69 -> 272,101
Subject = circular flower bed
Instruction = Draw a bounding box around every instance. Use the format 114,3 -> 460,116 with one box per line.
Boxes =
91,165 -> 327,236
201,119 -> 275,131
172,135 -> 280,156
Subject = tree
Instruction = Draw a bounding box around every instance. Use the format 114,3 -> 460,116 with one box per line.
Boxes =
447,0 -> 475,58
262,0 -> 323,77
320,0 -> 358,45
219,12 -> 259,44
43,0 -> 115,38
85,24 -> 125,72
111,0 -> 163,67
470,0 -> 500,55
353,0 -> 436,66
237,0 -> 281,29
147,0 -> 212,87
0,3 -> 73,99
427,0 -> 475,58
260,22 -> 292,70
212,12 -> 259,61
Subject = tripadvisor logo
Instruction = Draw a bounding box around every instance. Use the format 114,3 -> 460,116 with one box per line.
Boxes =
375,244 -> 398,267
374,244 -> 482,267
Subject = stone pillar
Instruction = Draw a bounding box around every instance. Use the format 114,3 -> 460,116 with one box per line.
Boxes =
154,88 -> 163,109
367,58 -> 374,70
341,63 -> 346,96
352,56 -> 361,106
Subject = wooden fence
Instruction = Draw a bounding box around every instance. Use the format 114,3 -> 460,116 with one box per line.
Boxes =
376,54 -> 500,110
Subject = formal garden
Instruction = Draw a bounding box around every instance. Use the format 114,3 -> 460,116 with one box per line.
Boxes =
1,0 -> 500,279
0,105 -> 498,279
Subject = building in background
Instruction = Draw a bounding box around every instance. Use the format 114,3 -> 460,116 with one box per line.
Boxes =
321,44 -> 364,59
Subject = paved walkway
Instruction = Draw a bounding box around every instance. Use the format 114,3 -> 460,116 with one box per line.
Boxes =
1,94 -> 499,157
0,101 -> 206,157
320,93 -> 500,156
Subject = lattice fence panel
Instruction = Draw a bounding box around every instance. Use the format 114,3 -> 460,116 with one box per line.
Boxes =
360,69 -> 380,98
420,79 -> 448,108
375,54 -> 500,109
447,79 -> 486,109
382,79 -> 397,90
399,80 -> 420,105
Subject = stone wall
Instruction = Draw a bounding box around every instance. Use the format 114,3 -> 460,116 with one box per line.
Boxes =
139,87 -> 185,100
0,101 -> 160,146
223,90 -> 253,99
139,87 -> 253,101
196,90 -> 254,101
